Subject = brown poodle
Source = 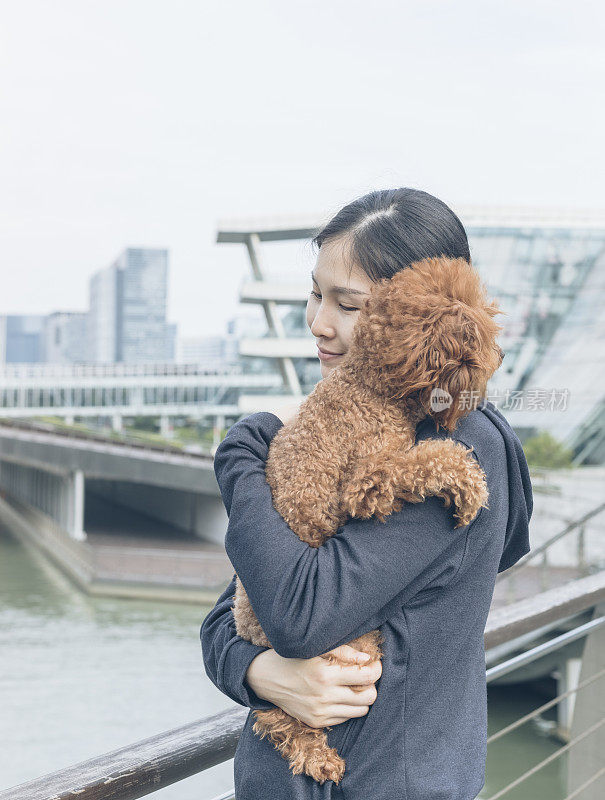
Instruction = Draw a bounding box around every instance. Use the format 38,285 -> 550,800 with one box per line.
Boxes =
231,255 -> 504,785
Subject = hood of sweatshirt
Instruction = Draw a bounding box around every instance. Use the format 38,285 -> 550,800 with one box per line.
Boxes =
478,400 -> 533,573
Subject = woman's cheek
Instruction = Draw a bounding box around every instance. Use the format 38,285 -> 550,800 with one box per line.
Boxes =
305,301 -> 315,330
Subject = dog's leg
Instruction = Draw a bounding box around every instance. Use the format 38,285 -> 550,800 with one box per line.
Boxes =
342,438 -> 488,527
391,438 -> 489,527
250,630 -> 384,785
340,448 -> 411,522
252,708 -> 346,785
233,577 -> 272,647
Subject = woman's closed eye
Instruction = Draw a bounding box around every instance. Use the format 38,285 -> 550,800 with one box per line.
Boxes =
309,291 -> 359,312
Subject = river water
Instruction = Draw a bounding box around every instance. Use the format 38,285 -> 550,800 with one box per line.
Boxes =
0,523 -> 565,800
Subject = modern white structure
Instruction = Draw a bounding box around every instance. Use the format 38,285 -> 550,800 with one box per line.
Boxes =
0,362 -> 283,429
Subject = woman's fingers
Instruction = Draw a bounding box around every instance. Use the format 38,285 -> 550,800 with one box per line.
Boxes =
333,683 -> 378,706
322,644 -> 371,664
307,653 -> 381,727
315,663 -> 380,699
313,647 -> 382,725
327,660 -> 382,686
322,704 -> 372,725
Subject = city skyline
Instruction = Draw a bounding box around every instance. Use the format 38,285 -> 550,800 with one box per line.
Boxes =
0,247 -> 179,364
1,1 -> 603,338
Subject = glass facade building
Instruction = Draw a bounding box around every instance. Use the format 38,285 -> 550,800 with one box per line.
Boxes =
88,248 -> 175,363
463,214 -> 605,463
44,312 -> 88,364
0,315 -> 46,363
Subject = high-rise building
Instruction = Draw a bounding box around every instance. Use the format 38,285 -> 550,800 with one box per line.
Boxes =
165,323 -> 177,362
88,248 -> 175,363
44,312 -> 88,364
0,315 -> 46,363
88,261 -> 119,363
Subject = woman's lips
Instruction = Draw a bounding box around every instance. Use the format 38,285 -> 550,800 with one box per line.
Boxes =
317,347 -> 343,362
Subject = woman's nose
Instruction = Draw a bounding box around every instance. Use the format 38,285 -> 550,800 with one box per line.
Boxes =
309,308 -> 337,339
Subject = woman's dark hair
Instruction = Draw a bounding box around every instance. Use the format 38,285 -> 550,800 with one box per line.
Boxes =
311,188 -> 471,282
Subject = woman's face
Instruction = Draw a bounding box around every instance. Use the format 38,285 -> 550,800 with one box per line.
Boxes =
306,237 -> 374,380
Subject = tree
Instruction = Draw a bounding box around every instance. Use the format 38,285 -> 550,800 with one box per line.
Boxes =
523,431 -> 574,469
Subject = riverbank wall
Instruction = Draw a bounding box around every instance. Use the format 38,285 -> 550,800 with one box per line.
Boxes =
0,492 -> 232,605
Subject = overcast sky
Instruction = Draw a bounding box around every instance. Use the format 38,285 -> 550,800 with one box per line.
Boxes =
1,0 -> 603,337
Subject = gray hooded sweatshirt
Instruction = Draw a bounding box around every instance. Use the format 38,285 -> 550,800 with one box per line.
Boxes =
201,400 -> 533,799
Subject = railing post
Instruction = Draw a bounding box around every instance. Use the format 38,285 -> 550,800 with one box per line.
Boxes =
555,656 -> 583,740
507,570 -> 517,604
577,525 -> 586,574
566,601 -> 605,800
541,550 -> 548,592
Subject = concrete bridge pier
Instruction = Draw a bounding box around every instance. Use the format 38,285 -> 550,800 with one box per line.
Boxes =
555,655 -> 583,738
213,413 -> 225,448
67,469 -> 86,541
160,415 -> 171,438
86,479 -> 226,545
0,461 -> 87,542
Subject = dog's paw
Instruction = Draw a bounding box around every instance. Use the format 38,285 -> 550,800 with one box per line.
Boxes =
348,473 -> 384,517
452,482 -> 489,528
342,464 -> 400,521
304,747 -> 346,785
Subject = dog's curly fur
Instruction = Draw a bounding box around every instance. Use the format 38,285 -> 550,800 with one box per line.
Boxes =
231,255 -> 504,785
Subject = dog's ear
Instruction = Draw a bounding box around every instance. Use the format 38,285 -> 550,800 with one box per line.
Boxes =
347,256 -> 504,432
410,298 -> 504,432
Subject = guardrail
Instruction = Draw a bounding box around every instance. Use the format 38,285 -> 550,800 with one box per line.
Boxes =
0,363 -> 245,379
498,502 -> 605,602
2,571 -> 604,800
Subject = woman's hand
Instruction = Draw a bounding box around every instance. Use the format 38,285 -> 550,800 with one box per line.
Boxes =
245,644 -> 382,729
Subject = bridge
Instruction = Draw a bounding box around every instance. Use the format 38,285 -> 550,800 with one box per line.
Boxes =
0,418 -> 236,601
0,362 -> 283,432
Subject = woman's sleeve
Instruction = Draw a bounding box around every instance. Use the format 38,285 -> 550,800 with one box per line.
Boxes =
213,412 -> 479,660
200,572 -> 278,711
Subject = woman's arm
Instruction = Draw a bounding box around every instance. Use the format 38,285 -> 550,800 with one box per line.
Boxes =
213,412 -> 480,660
200,572 -> 277,710
245,645 -> 381,728
200,574 -> 382,724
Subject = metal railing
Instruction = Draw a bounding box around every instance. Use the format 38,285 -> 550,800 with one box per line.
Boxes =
497,502 -> 605,602
2,571 -> 604,800
0,363 -> 245,380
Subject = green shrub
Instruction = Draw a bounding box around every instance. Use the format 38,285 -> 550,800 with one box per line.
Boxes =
523,431 -> 574,469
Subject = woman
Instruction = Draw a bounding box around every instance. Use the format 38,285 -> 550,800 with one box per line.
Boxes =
201,188 -> 533,799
